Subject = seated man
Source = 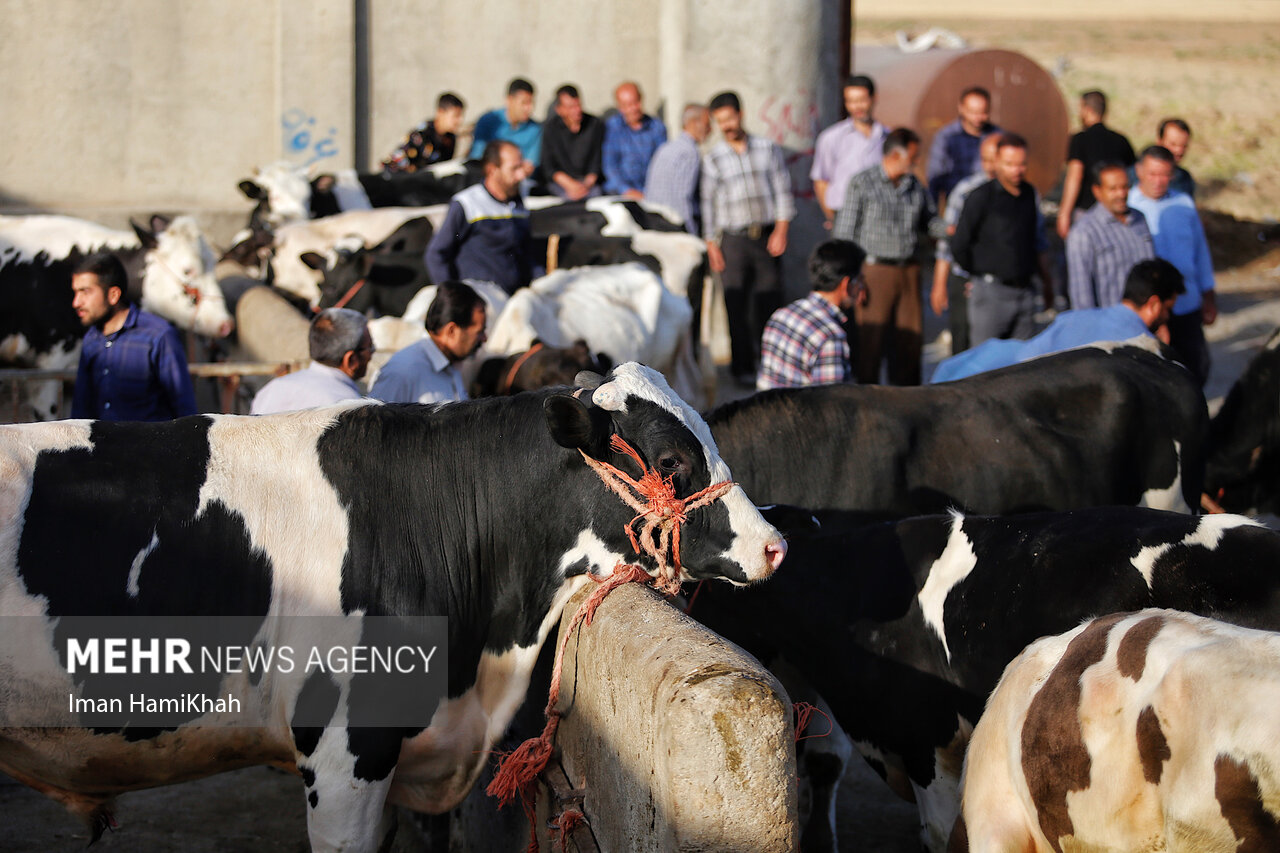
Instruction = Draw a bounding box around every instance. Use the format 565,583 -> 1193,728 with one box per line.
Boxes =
382,92 -> 465,174
757,239 -> 867,391
250,308 -> 373,414
540,84 -> 603,200
931,258 -> 1184,383
603,81 -> 667,198
468,78 -> 541,169
370,281 -> 487,404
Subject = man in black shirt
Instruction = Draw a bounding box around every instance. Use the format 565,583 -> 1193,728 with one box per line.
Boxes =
540,84 -> 604,200
952,133 -> 1052,345
1056,90 -> 1136,239
382,92 -> 465,174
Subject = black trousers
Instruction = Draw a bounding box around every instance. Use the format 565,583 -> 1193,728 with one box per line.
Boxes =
1167,309 -> 1210,386
718,230 -> 782,377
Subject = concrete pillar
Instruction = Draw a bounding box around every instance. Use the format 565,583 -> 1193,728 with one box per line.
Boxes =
657,0 -> 842,298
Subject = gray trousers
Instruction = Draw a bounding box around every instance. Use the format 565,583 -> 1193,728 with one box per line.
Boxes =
968,275 -> 1035,346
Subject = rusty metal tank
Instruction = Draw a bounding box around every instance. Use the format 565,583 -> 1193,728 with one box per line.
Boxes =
853,45 -> 1070,195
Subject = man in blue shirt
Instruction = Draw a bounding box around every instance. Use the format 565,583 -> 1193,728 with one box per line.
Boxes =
371,281 -> 486,404
926,86 -> 999,206
71,252 -> 197,421
1128,144 -> 1216,385
468,78 -> 542,170
932,258 -> 1184,383
603,81 -> 667,198
426,140 -> 533,295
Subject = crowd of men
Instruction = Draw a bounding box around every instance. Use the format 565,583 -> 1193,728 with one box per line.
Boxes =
68,74 -> 1216,421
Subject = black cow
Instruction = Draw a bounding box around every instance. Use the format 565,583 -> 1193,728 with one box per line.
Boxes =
1205,327 -> 1280,514
306,216 -> 435,316
470,340 -> 613,397
709,344 -> 1208,516
699,506 -> 1280,851
0,364 -> 785,850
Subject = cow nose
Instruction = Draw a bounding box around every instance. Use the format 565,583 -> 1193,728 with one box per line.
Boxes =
764,538 -> 787,573
217,319 -> 235,338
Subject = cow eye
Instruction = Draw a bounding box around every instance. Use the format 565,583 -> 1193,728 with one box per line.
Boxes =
658,454 -> 685,474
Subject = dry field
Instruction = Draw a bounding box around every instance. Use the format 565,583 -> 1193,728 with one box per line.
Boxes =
856,16 -> 1280,276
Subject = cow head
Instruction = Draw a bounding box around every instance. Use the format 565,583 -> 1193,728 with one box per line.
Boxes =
238,162 -> 313,228
1206,329 -> 1280,513
132,215 -> 234,339
545,363 -> 785,585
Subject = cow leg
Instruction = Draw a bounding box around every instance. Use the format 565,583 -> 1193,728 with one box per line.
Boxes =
909,716 -> 973,853
296,726 -> 400,853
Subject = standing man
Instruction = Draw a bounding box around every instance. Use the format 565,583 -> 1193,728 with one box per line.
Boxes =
70,252 -> 197,421
468,78 -> 541,170
700,90 -> 796,387
540,84 -> 604,201
1158,118 -> 1196,198
950,133 -> 1053,346
603,81 -> 667,199
1056,90 -> 1136,239
757,240 -> 867,391
1066,162 -> 1155,309
930,131 -> 1000,354
426,140 -> 533,295
370,281 -> 487,404
645,103 -> 711,235
834,128 -> 941,386
926,86 -> 999,207
250,308 -> 373,414
810,75 -> 888,227
381,92 -> 465,174
1127,144 -> 1216,384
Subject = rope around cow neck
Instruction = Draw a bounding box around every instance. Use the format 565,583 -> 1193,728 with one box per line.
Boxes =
486,434 -> 736,849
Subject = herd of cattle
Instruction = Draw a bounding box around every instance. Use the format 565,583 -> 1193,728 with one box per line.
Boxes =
4,159 -> 1280,852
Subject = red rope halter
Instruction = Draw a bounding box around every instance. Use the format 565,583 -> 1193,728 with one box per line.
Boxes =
487,434 -> 737,846
500,342 -> 544,395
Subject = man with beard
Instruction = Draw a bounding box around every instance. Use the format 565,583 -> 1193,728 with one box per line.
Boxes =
250,308 -> 374,414
70,252 -> 197,421
701,90 -> 795,387
370,281 -> 487,404
810,75 -> 888,227
426,140 -> 533,295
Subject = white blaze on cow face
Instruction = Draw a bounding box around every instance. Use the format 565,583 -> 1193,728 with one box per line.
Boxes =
141,217 -> 233,338
1130,513 -> 1263,589
916,511 -> 978,663
249,162 -> 313,227
1138,438 -> 1190,513
590,363 -> 785,582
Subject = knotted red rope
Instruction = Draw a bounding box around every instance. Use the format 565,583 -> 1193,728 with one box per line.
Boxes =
554,807 -> 587,850
487,434 -> 737,847
793,701 -> 834,742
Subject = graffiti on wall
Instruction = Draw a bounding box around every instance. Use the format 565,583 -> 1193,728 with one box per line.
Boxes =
757,91 -> 820,200
282,109 -> 339,166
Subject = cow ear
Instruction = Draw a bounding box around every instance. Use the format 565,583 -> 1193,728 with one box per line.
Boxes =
575,370 -> 604,390
239,180 -> 264,200
300,252 -> 327,271
545,394 -> 600,450
131,219 -> 158,250
150,214 -> 172,235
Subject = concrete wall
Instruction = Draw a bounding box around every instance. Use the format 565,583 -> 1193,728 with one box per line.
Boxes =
0,0 -> 840,295
551,583 -> 798,851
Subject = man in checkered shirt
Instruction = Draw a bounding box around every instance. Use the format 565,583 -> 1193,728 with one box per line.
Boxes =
701,90 -> 796,386
757,240 -> 867,391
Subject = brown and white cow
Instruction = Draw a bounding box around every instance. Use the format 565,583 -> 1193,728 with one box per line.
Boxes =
955,608 -> 1280,852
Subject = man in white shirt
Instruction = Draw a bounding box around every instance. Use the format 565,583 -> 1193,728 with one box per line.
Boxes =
371,281 -> 488,404
250,308 -> 373,414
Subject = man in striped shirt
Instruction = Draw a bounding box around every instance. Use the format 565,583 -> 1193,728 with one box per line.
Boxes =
644,103 -> 710,235
1066,162 -> 1155,309
701,90 -> 796,386
757,240 -> 867,391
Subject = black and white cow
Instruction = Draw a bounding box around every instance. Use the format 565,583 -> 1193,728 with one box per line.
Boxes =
698,506 -> 1280,851
0,214 -> 234,419
306,216 -> 436,316
0,364 -> 784,851
238,160 -> 480,227
1205,327 -> 1280,514
710,343 -> 1208,516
